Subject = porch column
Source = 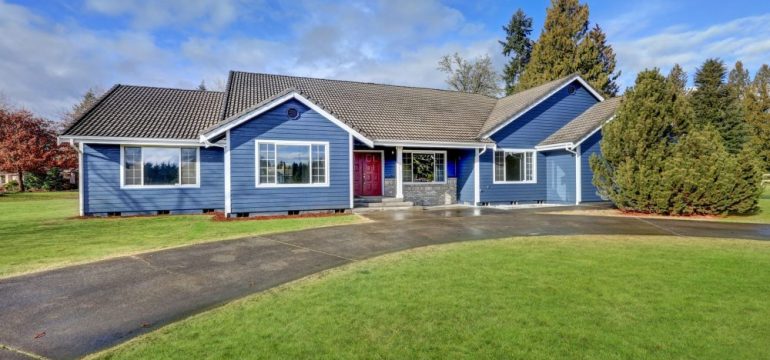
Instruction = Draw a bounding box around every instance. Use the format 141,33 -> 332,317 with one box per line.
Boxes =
395,146 -> 404,199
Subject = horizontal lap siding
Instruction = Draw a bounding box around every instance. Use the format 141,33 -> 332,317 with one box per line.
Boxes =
490,82 -> 599,148
580,130 -> 604,202
456,149 -> 475,204
545,150 -> 576,204
229,100 -> 350,213
479,150 -> 546,203
481,81 -> 599,203
83,144 -> 224,214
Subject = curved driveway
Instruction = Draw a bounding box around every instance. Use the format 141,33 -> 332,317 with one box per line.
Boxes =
1,206 -> 769,359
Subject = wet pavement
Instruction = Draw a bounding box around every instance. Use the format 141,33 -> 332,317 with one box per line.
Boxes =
1,205 -> 768,359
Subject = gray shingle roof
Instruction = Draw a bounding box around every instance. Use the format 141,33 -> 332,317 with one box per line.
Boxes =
479,75 -> 582,136
538,96 -> 622,147
221,71 -> 498,143
62,85 -> 224,140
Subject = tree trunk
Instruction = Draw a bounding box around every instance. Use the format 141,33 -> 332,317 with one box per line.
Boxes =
18,170 -> 24,192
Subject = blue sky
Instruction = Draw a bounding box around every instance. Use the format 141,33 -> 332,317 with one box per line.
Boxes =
1,0 -> 769,119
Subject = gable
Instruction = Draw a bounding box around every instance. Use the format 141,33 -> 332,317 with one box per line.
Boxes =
490,80 -> 601,149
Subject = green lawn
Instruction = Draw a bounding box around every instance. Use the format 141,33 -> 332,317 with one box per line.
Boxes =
95,235 -> 770,360
0,192 -> 362,278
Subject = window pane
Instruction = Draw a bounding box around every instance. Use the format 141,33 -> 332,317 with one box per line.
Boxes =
143,147 -> 179,185
180,148 -> 197,185
402,152 -> 412,182
312,144 -> 326,184
505,153 -> 523,182
494,151 -> 505,182
259,143 -> 276,184
435,153 -> 445,182
276,145 -> 310,184
525,152 -> 533,181
124,147 -> 142,185
412,153 -> 435,182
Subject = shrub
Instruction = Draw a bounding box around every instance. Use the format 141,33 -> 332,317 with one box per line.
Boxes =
2,180 -> 19,193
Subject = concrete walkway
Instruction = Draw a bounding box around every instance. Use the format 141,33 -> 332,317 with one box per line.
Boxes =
1,206 -> 768,359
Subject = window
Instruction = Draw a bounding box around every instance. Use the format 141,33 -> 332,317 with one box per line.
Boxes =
494,150 -> 534,183
402,151 -> 446,183
256,141 -> 328,186
122,146 -> 199,187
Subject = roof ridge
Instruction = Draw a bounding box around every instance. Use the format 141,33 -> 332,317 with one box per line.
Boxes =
219,70 -> 236,121
230,70 -> 498,99
115,84 -> 225,94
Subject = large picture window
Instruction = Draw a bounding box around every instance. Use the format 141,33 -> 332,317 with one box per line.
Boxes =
122,146 -> 199,187
402,151 -> 446,183
494,150 -> 535,183
256,141 -> 328,186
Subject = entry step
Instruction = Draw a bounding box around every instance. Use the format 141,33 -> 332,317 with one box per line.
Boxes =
354,196 -> 414,208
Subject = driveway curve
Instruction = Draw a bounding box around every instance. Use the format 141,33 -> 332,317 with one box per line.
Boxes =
1,206 -> 769,359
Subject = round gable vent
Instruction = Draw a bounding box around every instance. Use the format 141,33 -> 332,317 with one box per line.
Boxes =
287,107 -> 300,119
567,84 -> 577,95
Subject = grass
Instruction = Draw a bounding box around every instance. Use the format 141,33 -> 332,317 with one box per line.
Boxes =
0,192 -> 362,278
95,235 -> 770,360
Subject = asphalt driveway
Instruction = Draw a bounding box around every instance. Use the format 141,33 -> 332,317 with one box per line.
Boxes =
1,206 -> 769,359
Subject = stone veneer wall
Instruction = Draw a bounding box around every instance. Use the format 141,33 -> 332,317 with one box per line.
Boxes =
383,178 -> 457,206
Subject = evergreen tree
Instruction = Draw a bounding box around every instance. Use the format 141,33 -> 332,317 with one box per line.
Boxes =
728,60 -> 750,98
690,58 -> 747,153
590,69 -> 693,212
574,24 -> 620,96
198,80 -> 207,91
499,9 -> 533,95
517,0 -> 619,96
62,88 -> 102,129
666,64 -> 688,91
745,64 -> 770,170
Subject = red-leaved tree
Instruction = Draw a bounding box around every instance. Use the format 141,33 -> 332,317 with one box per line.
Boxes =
0,107 -> 59,192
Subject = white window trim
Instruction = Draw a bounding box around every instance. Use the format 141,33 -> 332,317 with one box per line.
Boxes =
492,148 -> 537,184
402,150 -> 448,185
254,140 -> 330,188
120,145 -> 201,189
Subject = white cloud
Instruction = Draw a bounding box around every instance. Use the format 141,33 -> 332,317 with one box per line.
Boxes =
83,0 -> 245,31
610,13 -> 770,89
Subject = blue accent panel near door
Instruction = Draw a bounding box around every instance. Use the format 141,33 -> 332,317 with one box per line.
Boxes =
456,149 -> 476,204
229,99 -> 351,213
489,81 -> 600,148
545,150 -> 576,204
82,144 -> 224,214
478,150 -> 547,203
580,130 -> 604,202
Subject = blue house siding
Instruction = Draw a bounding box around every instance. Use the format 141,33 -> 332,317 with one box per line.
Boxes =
544,150 -> 576,204
478,150 -> 547,204
580,130 -> 604,202
82,144 -> 224,215
490,81 -> 600,148
229,99 -> 351,214
456,149 -> 476,204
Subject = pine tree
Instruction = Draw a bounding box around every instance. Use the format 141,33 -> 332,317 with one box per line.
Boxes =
667,64 -> 688,91
589,69 -> 693,212
517,0 -> 619,96
499,9 -> 533,95
62,88 -> 102,129
728,60 -> 750,98
690,58 -> 747,154
745,64 -> 770,170
574,24 -> 620,96
518,0 -> 588,89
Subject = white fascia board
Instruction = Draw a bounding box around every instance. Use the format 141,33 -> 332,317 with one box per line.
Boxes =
200,92 -> 374,148
58,136 -> 202,146
481,75 -> 605,139
373,140 -> 489,149
534,142 -> 574,151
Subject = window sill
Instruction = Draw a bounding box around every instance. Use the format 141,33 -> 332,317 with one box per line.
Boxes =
492,180 -> 537,185
404,181 -> 448,185
254,183 -> 330,188
121,185 -> 201,189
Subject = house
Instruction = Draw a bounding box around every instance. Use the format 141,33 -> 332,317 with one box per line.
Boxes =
0,172 -> 20,186
58,72 -> 620,217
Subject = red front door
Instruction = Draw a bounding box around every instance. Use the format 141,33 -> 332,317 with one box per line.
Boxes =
354,152 -> 382,196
